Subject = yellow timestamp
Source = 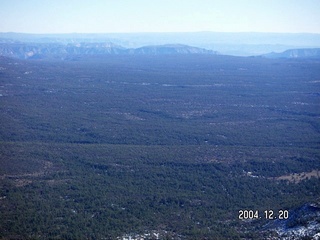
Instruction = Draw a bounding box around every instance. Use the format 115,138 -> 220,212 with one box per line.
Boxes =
238,209 -> 289,220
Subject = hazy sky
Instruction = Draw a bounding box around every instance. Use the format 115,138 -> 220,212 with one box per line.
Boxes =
0,0 -> 319,34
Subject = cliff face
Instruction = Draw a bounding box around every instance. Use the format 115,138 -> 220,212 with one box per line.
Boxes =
130,44 -> 217,55
263,48 -> 320,59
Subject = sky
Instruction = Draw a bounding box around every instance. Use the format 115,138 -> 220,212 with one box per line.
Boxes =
0,0 -> 319,34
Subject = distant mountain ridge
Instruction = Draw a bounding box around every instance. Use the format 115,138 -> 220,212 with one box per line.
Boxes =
263,48 -> 320,59
0,42 -> 217,59
1,39 -> 319,60
1,32 -> 320,56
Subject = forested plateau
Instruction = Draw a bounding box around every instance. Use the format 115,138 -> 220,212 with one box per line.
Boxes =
0,54 -> 319,239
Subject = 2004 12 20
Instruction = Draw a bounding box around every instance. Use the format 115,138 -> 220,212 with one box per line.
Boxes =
238,209 -> 289,220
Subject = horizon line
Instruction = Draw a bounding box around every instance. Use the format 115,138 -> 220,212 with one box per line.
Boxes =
1,31 -> 320,35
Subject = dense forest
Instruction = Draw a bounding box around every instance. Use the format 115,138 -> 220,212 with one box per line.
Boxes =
0,54 -> 319,239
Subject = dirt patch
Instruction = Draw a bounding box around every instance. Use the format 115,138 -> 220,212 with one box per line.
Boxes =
45,179 -> 71,185
273,169 -> 320,183
0,160 -> 53,179
13,179 -> 33,187
0,160 -> 64,187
